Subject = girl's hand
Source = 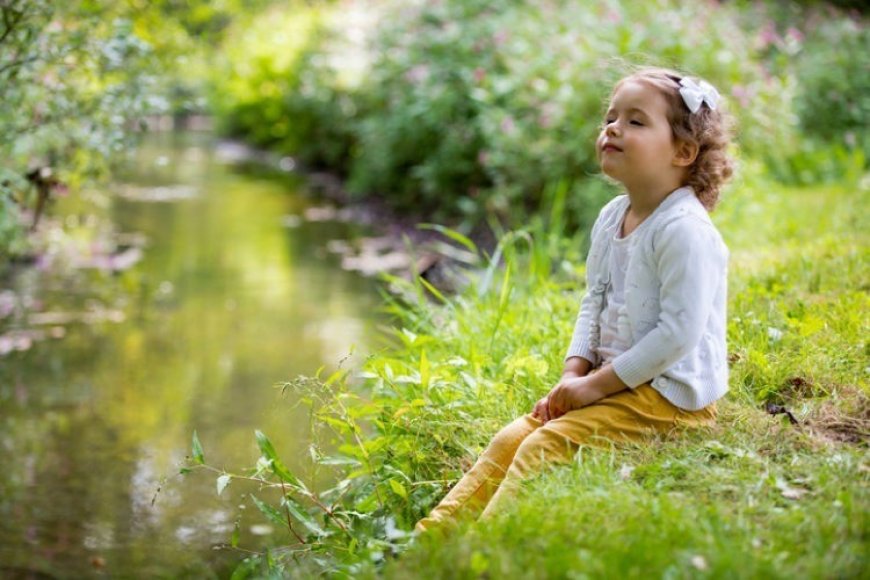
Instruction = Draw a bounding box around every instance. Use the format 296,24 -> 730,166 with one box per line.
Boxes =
545,366 -> 629,422
546,377 -> 598,422
531,395 -> 551,422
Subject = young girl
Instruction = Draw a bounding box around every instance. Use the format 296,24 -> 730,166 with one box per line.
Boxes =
416,67 -> 733,532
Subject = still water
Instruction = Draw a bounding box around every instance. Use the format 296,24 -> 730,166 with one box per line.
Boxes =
0,132 -> 385,577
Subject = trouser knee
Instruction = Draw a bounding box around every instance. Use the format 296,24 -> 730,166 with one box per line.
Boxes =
481,415 -> 537,461
511,428 -> 576,475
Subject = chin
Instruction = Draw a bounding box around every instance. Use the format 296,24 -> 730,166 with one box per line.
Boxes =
599,163 -> 620,182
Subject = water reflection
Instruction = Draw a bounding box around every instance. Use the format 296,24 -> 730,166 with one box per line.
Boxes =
0,132 -> 384,577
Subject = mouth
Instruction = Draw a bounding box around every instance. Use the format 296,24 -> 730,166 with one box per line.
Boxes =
601,143 -> 623,153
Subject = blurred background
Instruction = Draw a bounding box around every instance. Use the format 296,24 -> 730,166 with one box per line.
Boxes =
0,0 -> 866,577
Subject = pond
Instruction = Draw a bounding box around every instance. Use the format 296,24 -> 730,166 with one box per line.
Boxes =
0,132 -> 386,577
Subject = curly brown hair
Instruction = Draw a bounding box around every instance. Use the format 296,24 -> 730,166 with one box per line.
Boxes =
614,67 -> 735,210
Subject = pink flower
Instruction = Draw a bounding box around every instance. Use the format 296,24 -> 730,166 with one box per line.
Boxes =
757,22 -> 781,50
500,116 -> 516,134
731,84 -> 752,108
786,27 -> 804,44
405,65 -> 429,84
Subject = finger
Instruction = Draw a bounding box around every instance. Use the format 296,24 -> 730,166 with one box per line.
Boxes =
539,399 -> 549,423
548,393 -> 558,421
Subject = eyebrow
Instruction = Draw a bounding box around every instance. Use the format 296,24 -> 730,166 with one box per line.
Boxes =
605,106 -> 651,117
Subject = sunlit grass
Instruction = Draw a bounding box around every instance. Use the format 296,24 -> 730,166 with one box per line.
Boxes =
368,176 -> 869,578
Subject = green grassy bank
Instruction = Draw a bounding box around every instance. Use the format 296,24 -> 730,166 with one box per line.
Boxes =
371,174 -> 869,579
191,171 -> 868,578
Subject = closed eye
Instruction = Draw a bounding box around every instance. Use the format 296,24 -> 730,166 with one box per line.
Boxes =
630,120 -> 644,126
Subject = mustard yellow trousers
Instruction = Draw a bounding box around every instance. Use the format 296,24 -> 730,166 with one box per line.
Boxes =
415,384 -> 716,532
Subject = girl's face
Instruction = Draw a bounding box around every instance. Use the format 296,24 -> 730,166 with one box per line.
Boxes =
596,79 -> 684,192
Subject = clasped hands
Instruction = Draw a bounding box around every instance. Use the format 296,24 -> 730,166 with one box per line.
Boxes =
531,374 -> 601,424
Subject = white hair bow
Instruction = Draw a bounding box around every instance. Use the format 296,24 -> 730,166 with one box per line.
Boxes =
679,77 -> 720,113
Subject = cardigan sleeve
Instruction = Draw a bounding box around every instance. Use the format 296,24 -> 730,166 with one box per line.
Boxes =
564,197 -> 626,365
611,214 -> 728,387
563,254 -> 602,366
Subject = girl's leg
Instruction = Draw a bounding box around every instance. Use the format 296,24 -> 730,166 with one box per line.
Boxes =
415,413 -> 542,533
480,384 -> 715,519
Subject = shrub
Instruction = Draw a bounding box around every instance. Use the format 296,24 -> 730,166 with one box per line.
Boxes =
793,12 -> 868,148
212,0 -> 800,228
737,3 -> 869,185
208,4 -> 367,172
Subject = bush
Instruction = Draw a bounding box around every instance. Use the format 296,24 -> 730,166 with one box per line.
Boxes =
0,171 -> 28,261
351,0 -> 795,221
793,12 -> 868,148
736,3 -> 869,185
208,4 -> 364,172
212,0 -> 800,228
0,1 -> 170,262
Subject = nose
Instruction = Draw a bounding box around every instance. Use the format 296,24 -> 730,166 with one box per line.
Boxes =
605,121 -> 620,137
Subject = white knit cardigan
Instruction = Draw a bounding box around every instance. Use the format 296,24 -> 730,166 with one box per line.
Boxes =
565,187 -> 729,411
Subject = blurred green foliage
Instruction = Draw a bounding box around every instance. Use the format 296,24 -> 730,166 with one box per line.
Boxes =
210,0 -> 867,227
793,16 -> 868,145
208,5 -> 358,170
0,0 -> 269,263
0,1 -> 155,260
348,0 -> 791,220
738,1 -> 869,185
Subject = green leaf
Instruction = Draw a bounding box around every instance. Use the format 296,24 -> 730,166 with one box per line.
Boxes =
322,415 -> 353,433
230,556 -> 259,580
389,479 -> 408,499
191,430 -> 205,465
324,368 -> 348,386
255,430 -> 304,487
418,223 -> 478,254
231,522 -> 240,548
356,490 -> 381,513
498,261 -> 513,310
418,276 -> 449,304
317,455 -> 361,466
419,350 -> 430,389
282,495 -> 326,537
251,494 -> 287,528
217,474 -> 231,496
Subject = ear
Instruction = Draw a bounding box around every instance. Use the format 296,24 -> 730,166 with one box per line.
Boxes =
672,140 -> 699,167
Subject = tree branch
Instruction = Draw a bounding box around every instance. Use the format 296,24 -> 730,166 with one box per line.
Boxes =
0,53 -> 36,76
0,3 -> 27,48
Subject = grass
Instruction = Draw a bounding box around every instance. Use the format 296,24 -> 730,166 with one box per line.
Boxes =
386,416 -> 866,579
370,174 -> 869,578
193,172 -> 868,578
